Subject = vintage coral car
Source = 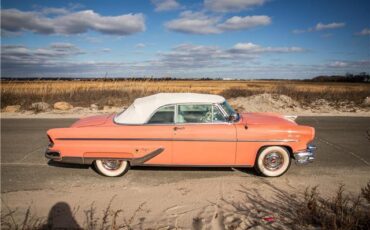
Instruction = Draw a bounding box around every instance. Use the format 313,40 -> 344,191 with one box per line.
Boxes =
46,93 -> 316,177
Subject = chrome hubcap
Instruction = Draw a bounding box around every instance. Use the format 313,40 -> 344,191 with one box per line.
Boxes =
263,152 -> 284,171
101,160 -> 122,170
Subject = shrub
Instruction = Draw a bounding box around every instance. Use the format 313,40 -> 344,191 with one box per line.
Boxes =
296,183 -> 370,230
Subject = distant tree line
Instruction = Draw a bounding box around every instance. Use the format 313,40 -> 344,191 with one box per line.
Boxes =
0,77 -> 221,81
1,73 -> 369,82
309,72 -> 369,83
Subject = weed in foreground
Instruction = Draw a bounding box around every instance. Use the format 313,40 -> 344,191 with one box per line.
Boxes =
1,197 -> 148,230
218,181 -> 370,230
296,184 -> 370,230
1,182 -> 370,229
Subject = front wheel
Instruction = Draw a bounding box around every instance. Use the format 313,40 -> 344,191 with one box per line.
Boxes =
255,146 -> 291,177
94,159 -> 130,177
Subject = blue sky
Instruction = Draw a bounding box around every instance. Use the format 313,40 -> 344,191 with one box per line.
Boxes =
1,0 -> 369,79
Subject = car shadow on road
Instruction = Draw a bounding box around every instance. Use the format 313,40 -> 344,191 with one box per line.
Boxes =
47,160 -> 259,176
47,160 -> 90,169
131,166 -> 259,176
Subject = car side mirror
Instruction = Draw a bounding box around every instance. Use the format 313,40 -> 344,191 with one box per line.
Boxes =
228,114 -> 238,122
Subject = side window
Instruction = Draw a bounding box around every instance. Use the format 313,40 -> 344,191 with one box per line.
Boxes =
213,105 -> 226,122
147,105 -> 175,124
177,104 -> 212,123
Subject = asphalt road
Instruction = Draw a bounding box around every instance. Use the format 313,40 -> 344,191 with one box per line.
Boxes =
1,117 -> 370,193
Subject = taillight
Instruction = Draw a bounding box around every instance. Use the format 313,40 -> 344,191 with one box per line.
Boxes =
48,135 -> 54,147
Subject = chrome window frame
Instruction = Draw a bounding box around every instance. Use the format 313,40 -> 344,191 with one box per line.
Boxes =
176,103 -> 214,124
212,104 -> 228,123
218,101 -> 240,123
143,102 -> 231,126
216,103 -> 229,117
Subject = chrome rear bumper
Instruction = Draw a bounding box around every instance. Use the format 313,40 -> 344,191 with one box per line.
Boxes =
45,149 -> 61,160
294,144 -> 316,165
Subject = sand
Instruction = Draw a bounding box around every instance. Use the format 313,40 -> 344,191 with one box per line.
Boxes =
2,94 -> 369,118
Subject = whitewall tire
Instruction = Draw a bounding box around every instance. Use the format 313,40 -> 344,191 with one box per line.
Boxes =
94,160 -> 130,177
255,146 -> 291,177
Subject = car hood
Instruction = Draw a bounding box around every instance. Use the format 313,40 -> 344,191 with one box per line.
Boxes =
240,112 -> 297,126
71,114 -> 114,127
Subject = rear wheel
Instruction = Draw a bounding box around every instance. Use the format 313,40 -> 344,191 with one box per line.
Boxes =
255,146 -> 291,177
94,160 -> 130,177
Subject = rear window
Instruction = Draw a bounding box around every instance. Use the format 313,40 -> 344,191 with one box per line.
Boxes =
147,105 -> 175,124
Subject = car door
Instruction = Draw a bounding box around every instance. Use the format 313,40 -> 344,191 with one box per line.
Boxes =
138,105 -> 175,165
172,104 -> 237,165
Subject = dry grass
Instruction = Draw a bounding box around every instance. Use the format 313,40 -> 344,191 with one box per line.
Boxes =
222,181 -> 370,230
1,197 -> 149,230
1,80 -> 369,109
2,182 -> 370,229
296,185 -> 370,230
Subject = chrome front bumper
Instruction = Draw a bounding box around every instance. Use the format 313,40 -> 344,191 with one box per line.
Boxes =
294,144 -> 316,165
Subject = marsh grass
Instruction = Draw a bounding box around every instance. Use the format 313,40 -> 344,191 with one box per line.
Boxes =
1,80 -> 369,109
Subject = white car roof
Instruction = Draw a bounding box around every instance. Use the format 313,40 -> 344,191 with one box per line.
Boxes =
114,93 -> 225,124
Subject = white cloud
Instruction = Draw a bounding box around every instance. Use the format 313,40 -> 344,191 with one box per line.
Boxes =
165,11 -> 222,34
315,22 -> 345,31
293,22 -> 345,34
292,29 -> 306,34
1,43 -> 85,67
165,11 -> 271,34
32,3 -> 84,16
356,28 -> 370,36
328,61 -> 348,68
321,33 -> 332,38
151,0 -> 181,11
327,60 -> 370,68
101,48 -> 112,52
135,43 -> 146,48
1,8 -> 146,36
218,15 -> 271,30
84,36 -> 103,43
5,43 -> 367,79
204,0 -> 266,12
157,42 -> 305,69
50,42 -> 78,49
230,42 -> 305,53
41,7 -> 70,15
157,43 -> 233,68
1,42 -> 305,75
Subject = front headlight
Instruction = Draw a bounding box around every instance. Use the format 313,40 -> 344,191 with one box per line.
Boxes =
284,115 -> 298,123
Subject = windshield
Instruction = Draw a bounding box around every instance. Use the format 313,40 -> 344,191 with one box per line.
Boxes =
221,101 -> 237,116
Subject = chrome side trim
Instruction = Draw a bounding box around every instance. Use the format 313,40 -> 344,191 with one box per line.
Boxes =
130,148 -> 164,165
140,164 -> 253,168
56,137 -> 298,143
83,148 -> 164,165
238,139 -> 298,143
47,148 -> 165,165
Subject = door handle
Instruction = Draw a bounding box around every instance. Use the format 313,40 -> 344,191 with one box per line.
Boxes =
174,126 -> 185,131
